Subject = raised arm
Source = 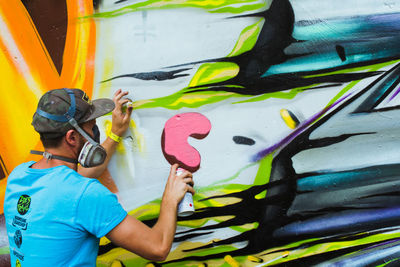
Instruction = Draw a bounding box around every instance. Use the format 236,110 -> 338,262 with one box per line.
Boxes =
106,164 -> 195,261
78,89 -> 133,179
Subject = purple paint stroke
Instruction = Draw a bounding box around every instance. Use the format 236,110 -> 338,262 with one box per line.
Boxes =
366,13 -> 400,25
274,206 -> 400,238
361,238 -> 400,252
388,86 -> 400,102
252,92 -> 353,162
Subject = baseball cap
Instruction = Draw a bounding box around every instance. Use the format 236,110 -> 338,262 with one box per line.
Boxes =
32,88 -> 115,138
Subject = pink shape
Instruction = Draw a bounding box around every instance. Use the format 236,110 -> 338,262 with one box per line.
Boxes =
162,113 -> 211,172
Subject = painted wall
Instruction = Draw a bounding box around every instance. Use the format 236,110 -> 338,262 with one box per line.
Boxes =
1,0 -> 400,266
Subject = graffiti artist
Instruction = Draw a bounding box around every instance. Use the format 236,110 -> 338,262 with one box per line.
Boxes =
3,88 -> 194,266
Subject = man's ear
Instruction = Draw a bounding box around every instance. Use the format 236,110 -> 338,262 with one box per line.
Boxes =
65,129 -> 80,147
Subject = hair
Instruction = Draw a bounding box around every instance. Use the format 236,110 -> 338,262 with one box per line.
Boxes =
39,134 -> 65,148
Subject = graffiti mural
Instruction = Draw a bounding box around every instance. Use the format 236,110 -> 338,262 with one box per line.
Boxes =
1,0 -> 400,266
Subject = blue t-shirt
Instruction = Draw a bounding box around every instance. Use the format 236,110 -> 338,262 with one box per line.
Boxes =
4,161 -> 127,267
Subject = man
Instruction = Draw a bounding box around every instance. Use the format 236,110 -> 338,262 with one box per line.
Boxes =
4,88 -> 194,266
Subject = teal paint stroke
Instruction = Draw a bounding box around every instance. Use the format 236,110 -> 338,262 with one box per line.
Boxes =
297,164 -> 400,192
264,13 -> 400,77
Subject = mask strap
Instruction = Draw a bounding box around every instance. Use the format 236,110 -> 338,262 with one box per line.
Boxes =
30,150 -> 78,164
67,118 -> 98,145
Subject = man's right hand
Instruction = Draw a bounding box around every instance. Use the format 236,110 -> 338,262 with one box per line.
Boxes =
111,89 -> 133,137
106,164 -> 195,261
163,164 -> 195,207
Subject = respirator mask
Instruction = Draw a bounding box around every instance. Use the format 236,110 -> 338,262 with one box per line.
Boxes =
70,118 -> 106,168
31,89 -> 107,168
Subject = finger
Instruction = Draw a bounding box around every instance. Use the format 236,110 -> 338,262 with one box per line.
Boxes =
183,177 -> 194,187
177,170 -> 192,180
170,164 -> 179,177
113,89 -> 122,99
186,184 -> 195,195
114,90 -> 129,102
114,94 -> 129,114
126,104 -> 133,117
120,98 -> 131,105
113,89 -> 124,103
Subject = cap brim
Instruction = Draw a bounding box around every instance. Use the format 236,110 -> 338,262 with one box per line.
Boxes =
83,98 -> 115,122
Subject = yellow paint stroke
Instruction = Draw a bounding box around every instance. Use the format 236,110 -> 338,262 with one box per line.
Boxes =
61,0 -> 97,94
224,255 -> 240,267
129,120 -> 146,153
110,260 -> 124,267
228,18 -> 264,57
248,255 -> 263,263
189,62 -> 239,87
0,0 -> 96,213
103,118 -> 145,154
159,91 -> 237,108
280,108 -> 299,129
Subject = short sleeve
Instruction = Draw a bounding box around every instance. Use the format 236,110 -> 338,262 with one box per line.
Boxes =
75,181 -> 127,238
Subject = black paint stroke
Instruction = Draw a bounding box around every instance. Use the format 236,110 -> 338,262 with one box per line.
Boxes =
101,68 -> 191,83
165,0 -> 296,85
188,71 -> 383,95
0,155 -> 7,180
233,136 -> 255,145
353,67 -> 400,113
336,45 -> 346,62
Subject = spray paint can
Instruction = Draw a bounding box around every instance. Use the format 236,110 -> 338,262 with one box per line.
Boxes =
176,168 -> 195,217
122,99 -> 133,113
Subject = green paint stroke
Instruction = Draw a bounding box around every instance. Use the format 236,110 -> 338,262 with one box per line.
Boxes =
184,244 -> 237,258
376,258 -> 400,267
233,84 -> 313,104
133,82 -> 315,110
134,89 -> 248,110
303,59 -> 400,79
189,62 -> 240,87
231,222 -> 259,233
228,18 -> 264,57
270,230 -> 400,266
204,163 -> 256,188
326,59 -> 400,107
88,0 -> 268,19
253,153 -> 273,186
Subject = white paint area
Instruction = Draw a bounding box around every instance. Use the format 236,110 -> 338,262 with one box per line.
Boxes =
92,0 -> 399,255
93,0 -> 369,209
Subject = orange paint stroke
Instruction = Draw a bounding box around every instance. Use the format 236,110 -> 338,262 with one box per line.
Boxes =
61,0 -> 96,95
0,0 -> 97,214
